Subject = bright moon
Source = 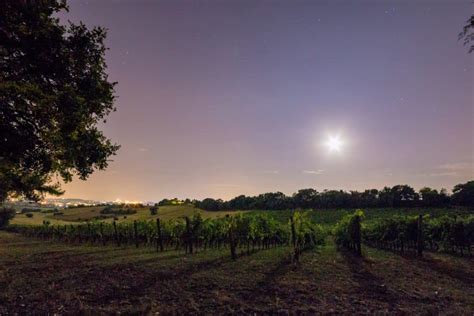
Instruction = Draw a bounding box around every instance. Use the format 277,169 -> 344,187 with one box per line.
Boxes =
325,135 -> 343,152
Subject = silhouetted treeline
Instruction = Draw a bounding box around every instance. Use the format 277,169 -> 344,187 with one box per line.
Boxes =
193,181 -> 474,211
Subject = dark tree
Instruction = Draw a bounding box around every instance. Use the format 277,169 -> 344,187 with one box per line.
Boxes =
319,190 -> 351,208
419,187 -> 450,207
227,195 -> 255,210
459,15 -> 474,53
196,198 -> 224,211
293,189 -> 318,209
150,205 -> 159,215
390,185 -> 418,207
378,187 -> 393,207
157,199 -> 171,206
451,181 -> 474,206
193,181 -> 472,211
0,207 -> 15,229
0,0 -> 119,202
254,192 -> 292,210
361,189 -> 379,208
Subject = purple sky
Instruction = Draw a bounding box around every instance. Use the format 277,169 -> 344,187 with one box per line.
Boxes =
59,0 -> 473,201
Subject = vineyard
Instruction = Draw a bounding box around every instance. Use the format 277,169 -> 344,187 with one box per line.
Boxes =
7,212 -> 326,261
333,210 -> 363,256
332,210 -> 474,257
7,208 -> 474,261
364,214 -> 474,256
1,208 -> 474,313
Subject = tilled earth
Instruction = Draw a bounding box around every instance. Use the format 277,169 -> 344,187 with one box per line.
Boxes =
0,232 -> 473,314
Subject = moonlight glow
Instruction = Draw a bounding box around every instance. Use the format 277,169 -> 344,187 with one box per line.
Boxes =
325,135 -> 343,153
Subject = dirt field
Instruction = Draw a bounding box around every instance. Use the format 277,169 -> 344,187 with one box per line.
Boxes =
0,231 -> 473,314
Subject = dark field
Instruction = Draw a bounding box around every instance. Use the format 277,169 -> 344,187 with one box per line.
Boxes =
1,230 -> 473,314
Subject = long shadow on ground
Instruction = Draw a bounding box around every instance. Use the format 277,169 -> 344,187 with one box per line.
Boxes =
341,250 -> 404,312
403,254 -> 474,287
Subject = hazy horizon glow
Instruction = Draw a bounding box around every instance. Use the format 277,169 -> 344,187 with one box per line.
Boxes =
55,0 -> 473,201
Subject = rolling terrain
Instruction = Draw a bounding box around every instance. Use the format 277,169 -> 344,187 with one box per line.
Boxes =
11,205 -> 246,226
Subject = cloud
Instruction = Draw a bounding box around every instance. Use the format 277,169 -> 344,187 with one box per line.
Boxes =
211,183 -> 240,188
138,147 -> 149,152
418,162 -> 474,177
302,169 -> 324,175
437,162 -> 472,171
429,161 -> 473,177
263,170 -> 280,175
428,172 -> 458,177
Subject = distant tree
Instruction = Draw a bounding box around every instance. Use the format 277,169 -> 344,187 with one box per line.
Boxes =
418,187 -> 449,207
459,15 -> 474,53
150,205 -> 158,215
419,187 -> 437,207
319,190 -> 351,208
0,207 -> 15,229
197,198 -> 224,211
451,181 -> 474,206
170,198 -> 181,205
349,191 -> 363,208
378,187 -> 393,207
158,199 -> 170,206
360,189 -> 379,208
438,188 -> 450,206
227,195 -> 255,210
390,185 -> 418,207
194,181 -> 472,211
0,1 -> 119,202
254,192 -> 292,210
293,189 -> 318,209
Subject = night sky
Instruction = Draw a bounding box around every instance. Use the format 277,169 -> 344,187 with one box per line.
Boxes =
59,0 -> 473,201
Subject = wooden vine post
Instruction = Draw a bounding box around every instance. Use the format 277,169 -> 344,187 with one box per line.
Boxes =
113,220 -> 120,247
227,215 -> 237,260
185,217 -> 193,254
156,218 -> 164,252
99,222 -> 105,246
77,225 -> 82,244
417,214 -> 423,257
290,215 -> 299,263
400,233 -> 404,255
458,222 -> 465,257
87,222 -> 91,242
354,215 -> 362,257
67,225 -> 72,242
134,220 -> 139,248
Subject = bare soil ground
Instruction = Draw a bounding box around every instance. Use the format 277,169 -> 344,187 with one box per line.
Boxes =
0,231 -> 473,314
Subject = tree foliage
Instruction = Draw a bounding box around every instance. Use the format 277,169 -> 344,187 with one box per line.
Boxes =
333,209 -> 363,255
0,207 -> 16,229
150,205 -> 159,215
0,0 -> 119,201
451,181 -> 474,207
459,15 -> 474,53
194,181 -> 472,211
